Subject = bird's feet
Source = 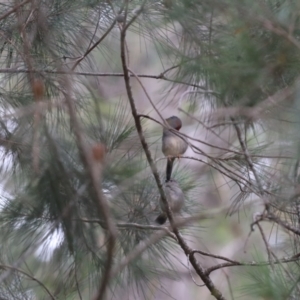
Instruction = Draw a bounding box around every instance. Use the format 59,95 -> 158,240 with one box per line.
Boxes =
176,155 -> 183,162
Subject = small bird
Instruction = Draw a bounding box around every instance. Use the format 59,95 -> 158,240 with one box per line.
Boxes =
162,116 -> 188,181
155,179 -> 185,225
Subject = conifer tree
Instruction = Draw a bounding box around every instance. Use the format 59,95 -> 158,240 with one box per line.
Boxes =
1,1 -> 300,299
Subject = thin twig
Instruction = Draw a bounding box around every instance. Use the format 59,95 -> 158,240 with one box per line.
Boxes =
256,222 -> 274,268
186,254 -> 205,287
0,68 -> 214,90
267,212 -> 300,236
224,271 -> 235,300
71,19 -> 117,71
110,227 -> 173,278
198,244 -> 300,276
128,68 -> 165,123
0,0 -> 30,22
232,120 -> 264,194
179,107 -> 236,150
79,218 -> 176,239
0,264 -> 55,300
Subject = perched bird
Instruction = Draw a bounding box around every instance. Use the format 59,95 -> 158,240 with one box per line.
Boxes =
116,14 -> 125,23
162,116 -> 188,181
155,179 -> 185,225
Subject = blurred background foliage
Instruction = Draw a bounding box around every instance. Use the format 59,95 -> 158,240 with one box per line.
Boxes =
0,0 -> 300,299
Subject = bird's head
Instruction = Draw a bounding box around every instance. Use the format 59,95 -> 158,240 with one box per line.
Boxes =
165,116 -> 182,130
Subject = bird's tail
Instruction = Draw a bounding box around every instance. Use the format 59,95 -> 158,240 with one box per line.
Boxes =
155,213 -> 167,225
166,158 -> 175,181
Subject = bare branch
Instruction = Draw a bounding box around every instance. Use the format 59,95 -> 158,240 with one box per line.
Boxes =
59,71 -> 117,300
0,68 -> 214,90
190,249 -> 300,276
120,13 -> 226,300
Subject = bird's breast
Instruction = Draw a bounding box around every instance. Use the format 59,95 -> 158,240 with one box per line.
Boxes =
161,184 -> 184,213
162,133 -> 188,157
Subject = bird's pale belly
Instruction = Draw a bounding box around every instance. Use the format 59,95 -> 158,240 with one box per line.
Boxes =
162,135 -> 187,157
